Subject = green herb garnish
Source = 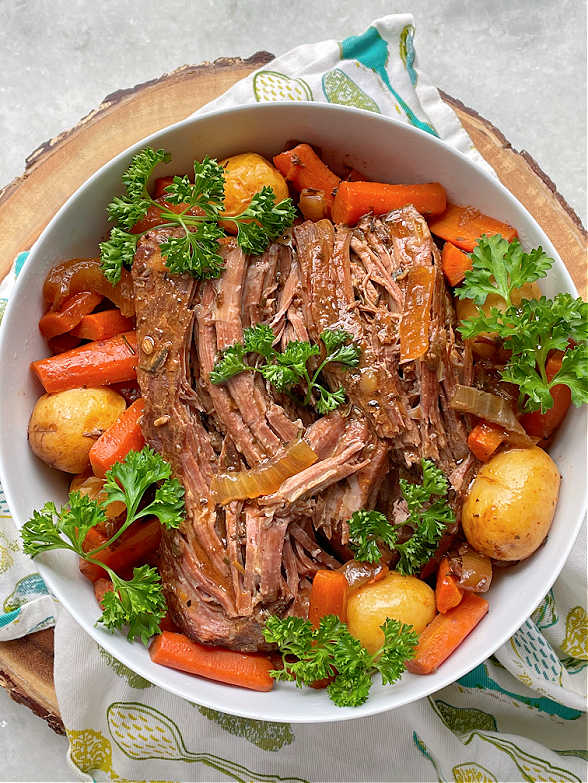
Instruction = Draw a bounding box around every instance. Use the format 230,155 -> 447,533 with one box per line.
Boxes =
348,459 -> 454,575
21,446 -> 184,644
210,324 -> 361,413
263,614 -> 417,707
457,235 -> 588,413
100,147 -> 297,283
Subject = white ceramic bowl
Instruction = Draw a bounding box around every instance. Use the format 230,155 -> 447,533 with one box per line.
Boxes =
0,104 -> 585,722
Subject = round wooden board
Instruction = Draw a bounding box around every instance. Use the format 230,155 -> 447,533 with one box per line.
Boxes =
0,53 -> 586,734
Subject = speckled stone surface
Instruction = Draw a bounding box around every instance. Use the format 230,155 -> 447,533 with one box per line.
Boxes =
0,1 -> 585,779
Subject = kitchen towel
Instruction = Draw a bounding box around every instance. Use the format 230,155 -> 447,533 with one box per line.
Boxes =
0,13 -> 586,782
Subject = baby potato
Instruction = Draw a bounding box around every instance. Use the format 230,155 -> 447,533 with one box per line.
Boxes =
220,152 -> 289,221
462,446 -> 560,561
456,282 -> 541,356
29,388 -> 126,474
347,572 -> 436,654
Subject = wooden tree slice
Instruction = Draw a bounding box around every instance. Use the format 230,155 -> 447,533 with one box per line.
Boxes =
0,53 -> 586,736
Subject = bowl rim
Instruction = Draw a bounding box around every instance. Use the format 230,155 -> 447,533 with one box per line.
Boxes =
0,101 -> 585,723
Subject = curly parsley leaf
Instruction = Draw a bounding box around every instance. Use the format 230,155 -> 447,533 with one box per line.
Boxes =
100,147 -> 296,283
99,228 -> 140,284
461,293 -> 588,413
243,323 -> 276,358
349,459 -> 454,575
210,325 -> 360,413
22,446 -> 185,645
456,234 -> 553,307
264,614 -> 417,707
100,565 -> 167,645
349,509 -> 398,563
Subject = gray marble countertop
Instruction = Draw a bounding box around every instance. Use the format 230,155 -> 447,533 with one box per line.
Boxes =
0,1 -> 585,780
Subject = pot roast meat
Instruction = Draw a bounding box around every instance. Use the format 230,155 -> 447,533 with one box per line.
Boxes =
132,204 -> 474,652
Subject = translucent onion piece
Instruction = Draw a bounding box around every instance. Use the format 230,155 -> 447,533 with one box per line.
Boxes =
450,384 -> 531,441
43,258 -> 135,317
69,474 -> 126,519
298,188 -> 329,221
449,545 -> 492,592
211,439 -> 318,504
339,559 -> 389,590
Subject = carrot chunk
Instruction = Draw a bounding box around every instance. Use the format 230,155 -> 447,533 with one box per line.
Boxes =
273,144 -> 341,207
441,242 -> 473,286
332,181 -> 446,225
31,331 -> 138,393
93,578 -> 113,609
89,398 -> 145,478
467,421 -> 506,462
308,569 -> 348,628
435,558 -> 464,614
71,309 -> 134,341
79,517 -> 161,583
38,292 -> 102,340
153,176 -> 175,199
519,350 -> 572,440
399,265 -> 436,362
407,592 -> 489,675
429,204 -> 517,252
149,631 -> 274,691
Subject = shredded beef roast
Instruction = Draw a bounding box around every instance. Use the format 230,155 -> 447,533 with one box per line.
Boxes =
132,208 -> 475,651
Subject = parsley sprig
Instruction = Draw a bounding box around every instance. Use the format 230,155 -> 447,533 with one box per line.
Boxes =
21,447 -> 184,644
210,324 -> 361,413
100,147 -> 297,283
456,235 -> 588,413
263,614 -> 417,707
348,459 -> 455,575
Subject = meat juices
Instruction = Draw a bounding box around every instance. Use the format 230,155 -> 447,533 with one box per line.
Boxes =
132,207 -> 475,651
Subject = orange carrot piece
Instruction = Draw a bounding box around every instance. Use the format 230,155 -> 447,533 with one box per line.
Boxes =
38,292 -> 102,340
407,592 -> 489,675
519,350 -> 572,440
273,144 -> 341,206
31,331 -> 138,393
89,398 -> 145,478
153,175 -> 175,199
82,526 -> 109,554
93,578 -> 113,609
48,333 -> 82,354
79,517 -> 161,582
467,421 -> 506,462
308,569 -> 348,628
331,181 -> 446,226
441,242 -> 472,287
429,204 -> 517,252
71,309 -> 134,341
435,558 -> 464,614
149,631 -> 274,691
399,265 -> 436,362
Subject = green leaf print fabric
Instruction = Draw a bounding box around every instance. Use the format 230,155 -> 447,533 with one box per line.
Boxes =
1,13 -> 586,782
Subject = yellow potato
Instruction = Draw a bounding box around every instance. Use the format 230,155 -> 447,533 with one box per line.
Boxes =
28,388 -> 126,474
347,572 -> 436,654
220,152 -> 289,219
462,446 -> 560,561
456,282 -> 541,356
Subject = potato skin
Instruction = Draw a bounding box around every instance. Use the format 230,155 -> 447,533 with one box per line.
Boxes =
462,447 -> 560,561
456,282 -> 541,356
28,388 -> 126,474
347,572 -> 436,654
220,153 -> 289,219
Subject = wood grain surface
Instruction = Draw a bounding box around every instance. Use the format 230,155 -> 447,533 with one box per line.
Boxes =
0,53 -> 586,736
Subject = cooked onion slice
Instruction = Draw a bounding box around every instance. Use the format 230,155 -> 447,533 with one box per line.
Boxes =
298,188 -> 329,221
211,439 -> 318,504
450,385 -> 532,444
339,559 -> 389,590
449,545 -> 492,593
